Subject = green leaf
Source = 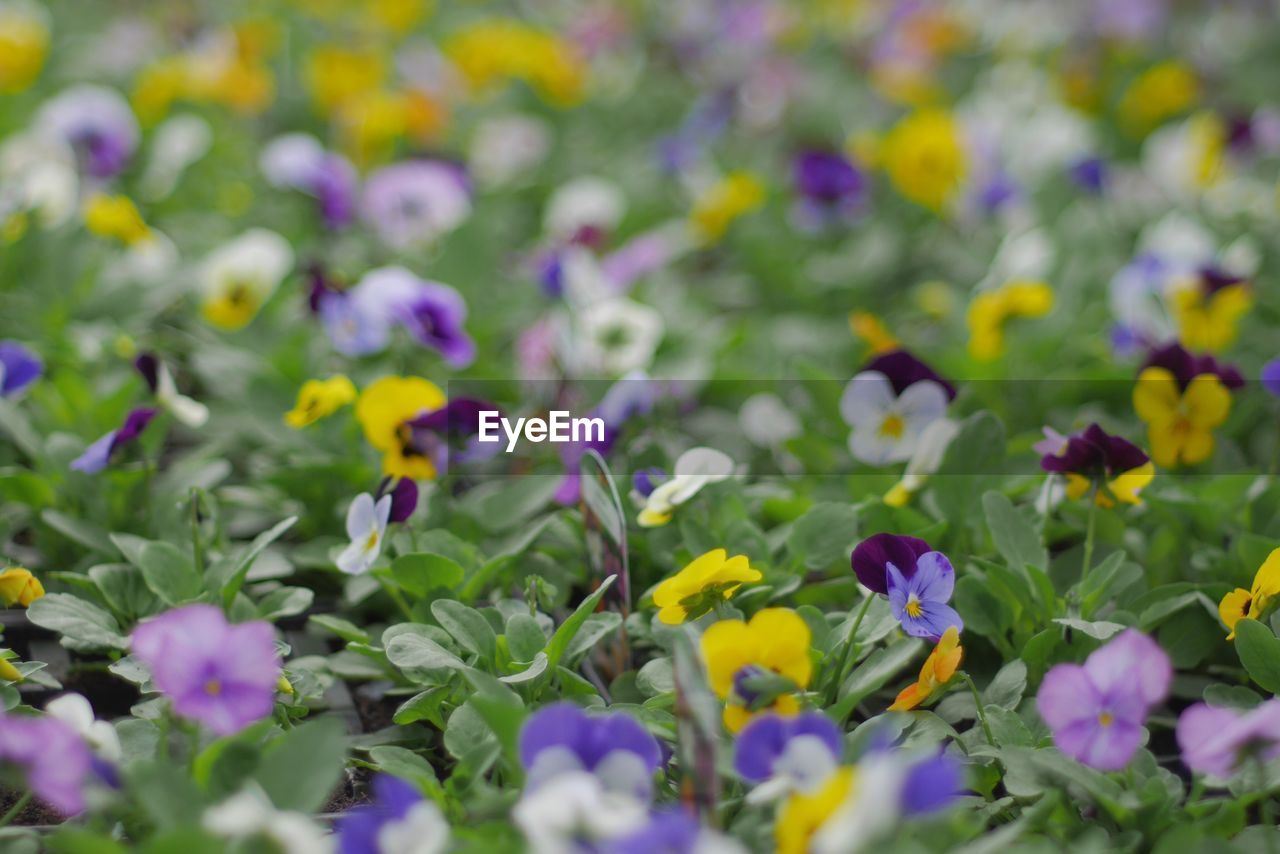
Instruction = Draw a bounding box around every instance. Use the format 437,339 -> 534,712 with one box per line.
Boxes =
431,599 -> 497,660
504,613 -> 547,662
42,510 -> 114,555
257,586 -> 314,621
1053,618 -> 1127,640
787,503 -> 859,570
253,717 -> 347,812
543,575 -> 616,672
26,593 -> 128,649
89,563 -> 160,620
137,540 -> 202,605
982,491 -> 1047,572
368,746 -> 439,790
954,576 -> 1013,638
386,633 -> 466,672
832,636 -> 923,720
563,612 -> 622,664
1234,618 -> 1280,694
982,660 -> 1027,710
309,614 -> 371,644
499,652 -> 548,683
218,516 -> 297,607
393,553 -> 465,597
393,688 -> 449,727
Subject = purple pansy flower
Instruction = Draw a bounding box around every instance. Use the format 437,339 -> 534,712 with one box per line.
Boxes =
0,340 -> 42,397
260,133 -> 358,229
395,284 -> 477,368
1036,629 -> 1172,771
886,552 -> 963,641
360,160 -> 471,251
1142,342 -> 1245,391
401,396 -> 499,476
861,350 -> 958,401
1263,359 -> 1280,398
1068,156 -> 1108,193
338,774 -> 449,854
1176,699 -> 1280,780
605,809 -> 731,854
1038,423 -> 1149,480
0,710 -> 93,815
131,604 -> 280,736
377,477 -> 420,524
899,752 -> 965,815
519,702 -> 663,799
35,84 -> 139,178
851,533 -> 932,595
734,712 -> 841,795
632,467 -> 666,498
70,407 -> 158,474
792,149 -> 865,229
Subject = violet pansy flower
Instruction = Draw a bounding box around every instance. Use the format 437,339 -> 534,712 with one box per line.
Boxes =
260,133 -> 358,230
1142,341 -> 1245,392
0,340 -> 42,397
0,709 -> 93,815
1176,699 -> 1280,781
1260,358 -> 1280,398
792,149 -> 865,229
360,160 -> 471,251
337,774 -> 450,854
131,604 -> 280,736
519,702 -> 663,799
70,407 -> 158,474
35,84 -> 139,179
1036,629 -> 1172,771
734,712 -> 841,800
852,534 -> 962,641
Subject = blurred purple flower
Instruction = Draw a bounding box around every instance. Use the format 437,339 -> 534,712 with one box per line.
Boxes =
325,267 -> 475,366
0,340 -> 42,397
396,285 -> 477,368
900,751 -> 965,814
36,84 -> 139,178
403,396 -> 499,475
1092,0 -> 1167,41
0,710 -> 93,815
360,160 -> 471,250
519,702 -> 662,799
1036,629 -> 1172,771
605,809 -> 725,854
792,149 -> 865,229
70,407 -> 158,474
1038,423 -> 1149,479
1262,359 -> 1280,397
861,350 -> 957,401
1069,157 -> 1108,193
338,774 -> 449,854
378,477 -> 419,524
131,604 -> 280,736
1177,699 -> 1280,779
632,467 -> 665,498
1142,342 -> 1245,391
260,133 -> 358,229
734,711 -> 841,785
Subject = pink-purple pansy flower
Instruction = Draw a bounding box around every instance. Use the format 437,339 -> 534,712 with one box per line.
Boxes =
1176,699 -> 1280,780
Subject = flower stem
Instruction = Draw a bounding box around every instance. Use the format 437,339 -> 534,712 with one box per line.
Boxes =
963,673 -> 996,747
1081,481 -> 1100,586
0,792 -> 31,828
829,594 -> 875,703
378,576 -> 415,622
189,487 -> 204,578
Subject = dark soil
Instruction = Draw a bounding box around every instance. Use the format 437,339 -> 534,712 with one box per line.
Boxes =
0,788 -> 65,827
55,668 -> 140,719
321,766 -> 371,816
353,687 -> 400,733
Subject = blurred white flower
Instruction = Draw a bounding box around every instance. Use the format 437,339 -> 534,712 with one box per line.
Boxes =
337,492 -> 391,575
638,446 -> 734,527
577,298 -> 663,376
470,113 -> 552,188
45,693 -> 121,762
203,786 -> 333,854
0,131 -> 78,227
514,771 -> 649,854
545,177 -> 625,241
739,393 -> 801,447
199,228 -> 295,330
140,114 -> 212,200
841,374 -> 949,466
361,160 -> 471,251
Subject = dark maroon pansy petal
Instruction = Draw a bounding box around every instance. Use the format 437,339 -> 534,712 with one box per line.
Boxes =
1199,266 -> 1246,297
116,407 -> 158,445
134,354 -> 159,393
861,350 -> 957,401
387,478 -> 418,523
851,532 -> 932,594
1142,342 -> 1195,388
408,397 -> 495,436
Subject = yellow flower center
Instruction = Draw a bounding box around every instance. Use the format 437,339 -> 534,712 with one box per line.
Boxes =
205,678 -> 222,696
364,530 -> 380,551
879,412 -> 905,439
906,595 -> 923,618
1097,711 -> 1114,727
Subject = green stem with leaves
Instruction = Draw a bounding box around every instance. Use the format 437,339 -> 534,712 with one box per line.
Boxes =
1081,481 -> 1100,586
829,593 -> 875,704
0,792 -> 31,828
963,673 -> 997,747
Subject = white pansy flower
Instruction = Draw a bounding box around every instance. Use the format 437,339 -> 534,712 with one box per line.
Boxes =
153,360 -> 209,427
203,786 -> 333,854
337,493 -> 392,575
739,393 -> 801,447
140,114 -> 212,200
45,693 -> 121,762
0,132 -> 78,227
638,447 -> 734,527
199,228 -> 295,331
577,298 -> 664,376
544,177 -> 625,240
841,373 -> 949,466
884,418 -> 960,506
513,771 -> 648,854
470,113 -> 552,188
377,798 -> 451,854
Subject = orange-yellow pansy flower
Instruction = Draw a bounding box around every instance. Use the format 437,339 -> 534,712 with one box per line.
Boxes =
889,626 -> 962,711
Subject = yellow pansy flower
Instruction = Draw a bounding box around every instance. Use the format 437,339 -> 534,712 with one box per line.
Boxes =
306,46 -> 386,116
199,229 -> 294,331
284,375 -> 357,429
849,312 -> 898,354
702,608 -> 812,733
689,172 -> 765,243
0,567 -> 44,608
889,626 -> 962,711
0,0 -> 49,94
1133,368 -> 1231,468
653,549 -> 763,625
1169,274 -> 1252,353
966,280 -> 1054,361
355,376 -> 446,479
1120,61 -> 1198,136
444,20 -> 586,107
1220,548 -> 1280,641
881,109 -> 966,212
83,194 -> 151,246
776,767 -> 855,854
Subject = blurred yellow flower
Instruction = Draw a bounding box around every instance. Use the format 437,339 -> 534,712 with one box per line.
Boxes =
444,20 -> 586,106
881,109 -> 966,211
966,280 -> 1054,361
1170,275 -> 1251,353
132,28 -> 276,124
285,376 -> 357,429
849,312 -> 898,354
690,172 -> 765,243
702,607 -> 812,732
776,767 -> 855,854
0,655 -> 21,682
83,194 -> 151,246
1220,548 -> 1280,640
199,229 -> 294,331
0,0 -> 49,94
307,46 -> 386,116
653,549 -> 763,625
0,567 -> 44,608
889,625 -> 962,711
1133,368 -> 1230,468
1121,61 -> 1198,136
355,376 -> 446,479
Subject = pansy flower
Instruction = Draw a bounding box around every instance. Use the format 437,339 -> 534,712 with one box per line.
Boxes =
519,703 -> 663,799
82,193 -> 150,246
775,766 -> 855,854
35,84 -> 138,178
792,149 -> 865,230
134,353 -> 208,427
544,176 -> 625,245
259,132 -> 358,229
0,0 -> 49,95
0,340 -> 41,397
199,229 -> 295,331
1169,266 -> 1252,352
0,566 -> 44,607
966,280 -> 1054,361
354,376 -> 446,479
1036,629 -> 1172,771
283,375 -> 356,429
1263,358 -> 1280,398
513,770 -> 649,854
637,446 -> 733,528
1218,547 -> 1280,640
652,549 -> 763,625
1037,423 -> 1154,506
883,417 -> 959,508
337,775 -> 450,854
881,109 -> 967,212
70,406 -> 158,474
577,297 -> 664,376
0,708 -> 93,815
606,809 -> 746,854
689,172 -> 765,243
889,625 -> 962,711
841,349 -> 955,466
852,533 -> 963,641
360,160 -> 471,251
734,711 -> 842,801
131,604 -> 281,736
1177,699 -> 1280,781
336,492 -> 392,576
702,608 -> 813,733
1134,342 -> 1243,468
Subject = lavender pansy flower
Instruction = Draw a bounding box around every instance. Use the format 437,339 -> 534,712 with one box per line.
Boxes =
900,752 -> 965,815
1260,358 -> 1280,398
260,133 -> 358,229
1036,629 -> 1172,771
337,774 -> 450,854
70,406 -> 158,474
0,340 -> 42,397
0,709 -> 93,815
1068,156 -> 1108,193
735,712 -> 841,800
851,533 -> 931,595
131,604 -> 280,736
360,160 -> 471,250
35,84 -> 139,178
333,266 -> 476,367
1176,699 -> 1280,781
886,552 -> 963,641
395,283 -> 477,368
519,702 -> 663,799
